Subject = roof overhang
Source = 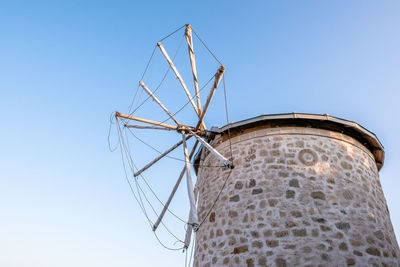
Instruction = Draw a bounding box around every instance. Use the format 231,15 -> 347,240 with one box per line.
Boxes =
197,113 -> 384,171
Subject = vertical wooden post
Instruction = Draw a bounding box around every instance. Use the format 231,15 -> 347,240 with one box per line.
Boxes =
152,140 -> 199,232
185,24 -> 201,116
184,185 -> 199,249
182,132 -> 199,229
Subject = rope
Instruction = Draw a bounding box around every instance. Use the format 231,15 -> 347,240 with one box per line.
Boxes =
126,127 -> 185,162
107,112 -> 119,152
223,76 -> 233,160
153,231 -> 184,251
129,24 -> 186,114
130,34 -> 185,116
122,126 -> 187,225
197,168 -> 233,228
191,27 -> 223,66
117,120 -> 149,217
139,173 -> 187,224
158,24 -> 186,43
116,119 -> 186,250
128,45 -> 157,114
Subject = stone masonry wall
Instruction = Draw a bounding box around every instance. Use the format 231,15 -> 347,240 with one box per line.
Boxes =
194,127 -> 400,267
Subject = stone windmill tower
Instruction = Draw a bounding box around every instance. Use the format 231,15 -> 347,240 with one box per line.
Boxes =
113,25 -> 399,266
192,113 -> 399,266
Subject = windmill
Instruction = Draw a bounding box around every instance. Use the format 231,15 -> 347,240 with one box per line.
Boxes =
111,25 -> 400,267
112,24 -> 233,251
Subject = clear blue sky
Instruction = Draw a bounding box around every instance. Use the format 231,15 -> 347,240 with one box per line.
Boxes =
1,1 -> 399,266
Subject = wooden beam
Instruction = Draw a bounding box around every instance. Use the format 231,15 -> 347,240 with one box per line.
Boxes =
182,131 -> 199,230
152,140 -> 199,232
195,66 -> 225,130
124,124 -> 173,131
157,42 -> 200,116
116,112 -> 177,130
133,136 -> 191,177
185,25 -> 201,116
139,81 -> 181,126
189,130 -> 233,168
184,25 -> 206,131
184,184 -> 198,249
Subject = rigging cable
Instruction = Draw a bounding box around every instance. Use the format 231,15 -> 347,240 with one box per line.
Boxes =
121,125 -> 188,245
130,34 -> 185,116
129,24 -> 186,114
117,120 -> 149,217
126,127 -> 185,162
158,24 -> 186,43
108,111 -> 119,152
124,128 -> 187,223
191,27 -> 223,66
122,125 -> 186,228
116,119 -> 185,250
128,45 -> 157,114
197,169 -> 233,228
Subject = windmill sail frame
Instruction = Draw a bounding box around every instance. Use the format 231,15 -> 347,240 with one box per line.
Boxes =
114,24 -> 233,252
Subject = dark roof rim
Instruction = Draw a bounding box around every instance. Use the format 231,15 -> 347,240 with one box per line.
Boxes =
207,112 -> 384,170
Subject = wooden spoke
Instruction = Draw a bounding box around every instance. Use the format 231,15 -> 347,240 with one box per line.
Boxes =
124,124 -> 174,131
189,130 -> 233,168
152,140 -> 199,232
184,185 -> 198,248
195,66 -> 225,130
116,112 -> 178,130
182,132 -> 199,229
157,42 -> 200,117
185,25 -> 201,117
139,81 -> 181,126
133,135 -> 191,177
152,166 -> 186,231
185,25 -> 206,131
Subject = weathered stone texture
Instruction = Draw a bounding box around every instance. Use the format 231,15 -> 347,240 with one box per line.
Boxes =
193,127 -> 400,266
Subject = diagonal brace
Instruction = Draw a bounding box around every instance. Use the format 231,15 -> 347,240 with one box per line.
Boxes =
134,135 -> 192,177
139,81 -> 181,126
157,42 -> 200,117
195,66 -> 225,130
182,132 -> 199,230
189,130 -> 233,169
152,140 -> 199,232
